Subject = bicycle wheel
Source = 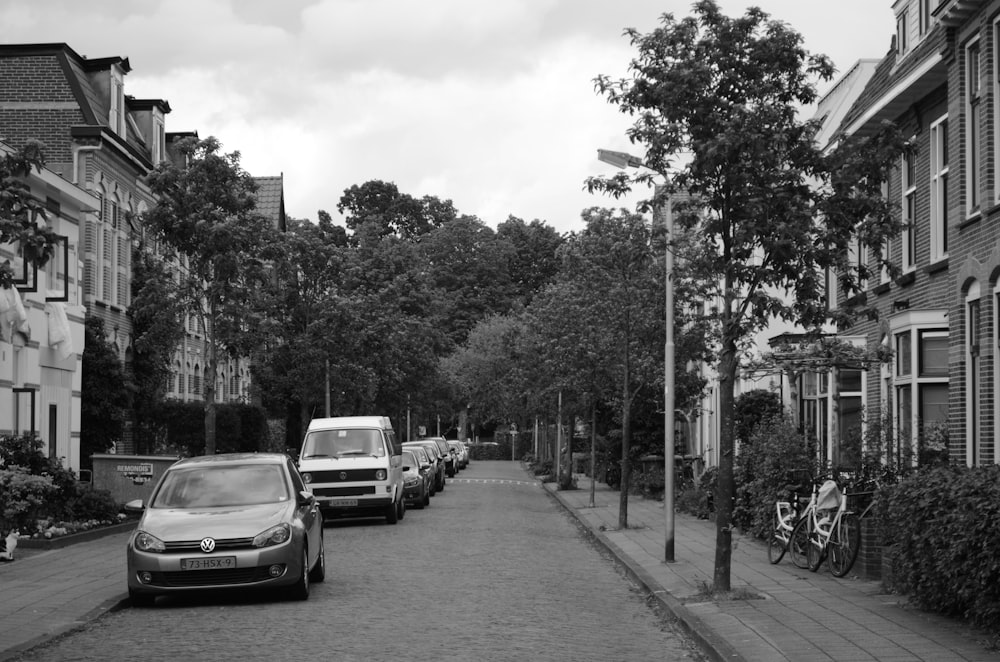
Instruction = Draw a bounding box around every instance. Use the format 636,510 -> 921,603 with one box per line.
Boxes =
788,514 -> 811,569
767,514 -> 787,564
828,514 -> 862,577
807,526 -> 826,572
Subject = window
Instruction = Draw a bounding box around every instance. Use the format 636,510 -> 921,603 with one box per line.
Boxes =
968,287 -> 981,466
109,66 -> 125,136
893,319 -> 949,467
897,11 -> 909,55
879,181 -> 892,286
44,236 -> 69,301
967,39 -> 982,215
13,388 -> 36,436
901,149 -> 916,270
836,360 -> 865,468
152,117 -> 165,164
929,116 -> 948,261
919,0 -> 931,36
800,372 -> 829,464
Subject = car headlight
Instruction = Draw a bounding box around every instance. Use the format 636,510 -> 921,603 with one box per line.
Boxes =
301,473 -> 312,483
404,477 -> 420,487
253,523 -> 291,548
134,531 -> 166,553
375,469 -> 387,481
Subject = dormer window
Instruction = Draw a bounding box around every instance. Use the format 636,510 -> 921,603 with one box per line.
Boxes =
109,65 -> 126,136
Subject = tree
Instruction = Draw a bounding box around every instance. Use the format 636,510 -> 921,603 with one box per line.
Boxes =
416,215 -> 515,346
496,216 -> 564,306
337,180 -> 457,240
80,316 -> 128,466
142,136 -> 278,454
559,208 -> 663,528
589,1 -> 905,589
0,141 -> 61,288
129,241 -> 186,453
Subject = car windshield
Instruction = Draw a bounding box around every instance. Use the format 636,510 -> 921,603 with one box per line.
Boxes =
152,464 -> 289,508
402,451 -> 417,470
301,429 -> 385,458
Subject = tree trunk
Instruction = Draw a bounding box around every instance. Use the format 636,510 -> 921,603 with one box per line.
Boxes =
713,336 -> 738,591
590,399 -> 596,508
204,307 -> 217,455
618,352 -> 632,529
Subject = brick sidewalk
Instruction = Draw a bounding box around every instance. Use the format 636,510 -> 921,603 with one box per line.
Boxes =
544,475 -> 999,662
0,530 -> 132,661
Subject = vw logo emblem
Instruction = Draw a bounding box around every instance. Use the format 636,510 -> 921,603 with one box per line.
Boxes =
339,472 -> 347,480
200,537 -> 216,553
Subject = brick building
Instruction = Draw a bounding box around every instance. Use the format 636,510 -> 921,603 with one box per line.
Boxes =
0,43 -> 285,466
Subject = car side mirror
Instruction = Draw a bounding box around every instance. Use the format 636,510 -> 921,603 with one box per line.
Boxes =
403,465 -> 412,471
124,499 -> 145,513
298,490 -> 315,506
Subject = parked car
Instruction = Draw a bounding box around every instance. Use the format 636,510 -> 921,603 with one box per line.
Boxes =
404,441 -> 445,492
297,416 -> 405,524
424,436 -> 457,477
125,453 -> 325,607
448,440 -> 468,469
406,444 -> 436,496
401,449 -> 431,509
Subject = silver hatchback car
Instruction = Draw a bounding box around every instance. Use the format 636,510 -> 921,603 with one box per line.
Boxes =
125,453 -> 325,606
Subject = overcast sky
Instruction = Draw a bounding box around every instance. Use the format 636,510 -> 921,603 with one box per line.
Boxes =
2,1 -> 896,234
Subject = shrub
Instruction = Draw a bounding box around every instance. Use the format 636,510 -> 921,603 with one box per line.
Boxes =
733,417 -> 817,539
66,484 -> 121,522
733,389 -> 783,445
630,465 -> 665,498
0,433 -> 80,520
880,464 -> 1000,632
0,467 -> 58,533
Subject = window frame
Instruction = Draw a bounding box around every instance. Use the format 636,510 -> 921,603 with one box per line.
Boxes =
891,311 -> 949,468
901,148 -> 917,271
929,114 -> 948,262
966,38 -> 982,217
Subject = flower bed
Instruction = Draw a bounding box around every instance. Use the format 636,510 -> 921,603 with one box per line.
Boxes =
17,515 -> 137,550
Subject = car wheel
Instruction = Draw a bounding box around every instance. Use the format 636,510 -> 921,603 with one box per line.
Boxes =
128,589 -> 155,608
398,498 -> 405,520
308,534 -> 326,583
385,499 -> 399,524
289,547 -> 310,600
422,489 -> 430,508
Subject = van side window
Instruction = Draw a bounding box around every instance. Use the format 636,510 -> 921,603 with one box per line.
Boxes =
386,430 -> 401,456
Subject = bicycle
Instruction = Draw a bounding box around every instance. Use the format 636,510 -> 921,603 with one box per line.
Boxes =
801,477 -> 862,577
786,475 -> 825,570
767,472 -> 812,567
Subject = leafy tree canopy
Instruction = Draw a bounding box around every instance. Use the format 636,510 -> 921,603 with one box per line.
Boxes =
0,141 -> 60,288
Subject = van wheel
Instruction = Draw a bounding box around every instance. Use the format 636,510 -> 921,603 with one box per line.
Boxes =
398,498 -> 405,520
385,500 -> 399,525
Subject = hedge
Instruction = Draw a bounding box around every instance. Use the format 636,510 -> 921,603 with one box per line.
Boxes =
880,464 -> 1000,633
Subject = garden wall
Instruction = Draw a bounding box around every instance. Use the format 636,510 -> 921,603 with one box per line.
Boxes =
91,454 -> 179,505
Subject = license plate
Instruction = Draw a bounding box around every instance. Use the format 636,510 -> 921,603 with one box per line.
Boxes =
329,498 -> 358,507
181,556 -> 236,571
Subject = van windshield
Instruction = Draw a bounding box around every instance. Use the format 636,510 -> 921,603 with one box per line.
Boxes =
302,429 -> 385,459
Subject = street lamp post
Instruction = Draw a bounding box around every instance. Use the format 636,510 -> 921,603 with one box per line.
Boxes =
597,149 -> 675,563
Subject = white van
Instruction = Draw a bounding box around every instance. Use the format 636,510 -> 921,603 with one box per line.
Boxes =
297,416 -> 405,524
